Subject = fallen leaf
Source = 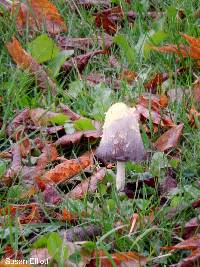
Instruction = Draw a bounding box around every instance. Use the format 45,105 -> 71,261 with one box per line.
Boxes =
63,49 -> 105,73
159,169 -> 177,196
36,142 -> 58,169
173,248 -> 200,267
60,224 -> 102,242
154,123 -> 184,152
59,103 -> 82,121
193,77 -> 200,103
42,184 -> 62,204
70,0 -> 110,10
13,0 -> 67,34
56,34 -> 113,51
7,108 -> 30,138
41,152 -> 93,184
94,6 -> 135,35
3,144 -> 22,184
86,72 -> 121,90
188,105 -> 200,127
6,37 -> 57,95
67,167 -> 106,199
120,69 -> 137,83
144,73 -> 169,93
161,236 -> 200,251
30,108 -> 68,126
152,33 -> 200,60
88,251 -> 147,267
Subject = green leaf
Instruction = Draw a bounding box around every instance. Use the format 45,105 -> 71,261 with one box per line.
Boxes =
114,35 -> 135,64
49,50 -> 74,78
47,232 -> 69,263
74,118 -> 96,131
68,80 -> 84,98
48,113 -> 69,125
0,161 -> 7,177
91,83 -> 112,121
143,30 -> 168,57
28,34 -> 60,63
32,233 -> 49,248
150,152 -> 170,177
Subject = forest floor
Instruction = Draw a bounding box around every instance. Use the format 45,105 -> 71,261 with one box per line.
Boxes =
0,0 -> 200,266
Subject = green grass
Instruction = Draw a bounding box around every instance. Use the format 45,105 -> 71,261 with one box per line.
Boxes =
0,0 -> 200,266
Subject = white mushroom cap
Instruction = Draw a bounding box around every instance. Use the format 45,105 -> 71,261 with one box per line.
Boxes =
96,102 -> 145,162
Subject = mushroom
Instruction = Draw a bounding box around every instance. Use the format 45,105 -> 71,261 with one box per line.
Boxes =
96,102 -> 145,191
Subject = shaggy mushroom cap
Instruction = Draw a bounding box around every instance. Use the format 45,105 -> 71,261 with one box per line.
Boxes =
96,102 -> 145,162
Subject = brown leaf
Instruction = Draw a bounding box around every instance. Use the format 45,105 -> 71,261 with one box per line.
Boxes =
55,130 -> 101,147
88,251 -> 147,267
71,0 -> 110,10
3,144 -> 22,184
36,142 -> 58,169
86,72 -> 121,90
41,152 -> 93,184
144,73 -> 169,93
63,49 -> 105,73
120,69 -> 138,83
188,105 -> 200,127
67,167 -> 106,199
175,215 -> 200,239
30,108 -> 64,126
13,0 -> 67,35
159,169 -> 177,196
154,123 -> 184,152
56,34 -> 112,51
161,237 -> 200,251
174,248 -> 200,267
193,77 -> 200,103
7,108 -> 30,138
60,224 -> 102,242
58,103 -> 81,121
94,6 -> 124,35
42,184 -> 62,204
6,37 -> 57,95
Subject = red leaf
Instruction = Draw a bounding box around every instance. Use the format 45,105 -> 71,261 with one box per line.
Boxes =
144,73 -> 169,93
63,50 -> 105,73
13,0 -> 67,34
154,123 -> 184,152
36,142 -> 58,169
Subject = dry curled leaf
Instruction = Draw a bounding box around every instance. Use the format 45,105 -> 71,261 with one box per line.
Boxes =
41,152 -> 93,184
13,0 -> 67,34
144,73 -> 169,93
67,167 -> 106,199
7,108 -> 30,138
36,142 -> 58,169
88,251 -> 147,267
154,123 -> 184,152
63,49 -> 105,73
6,37 -> 57,95
188,105 -> 200,127
152,33 -> 200,60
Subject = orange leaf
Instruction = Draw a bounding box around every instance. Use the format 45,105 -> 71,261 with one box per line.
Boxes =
6,37 -> 57,95
13,0 -> 67,34
42,152 -> 93,184
159,95 -> 168,108
67,167 -> 106,199
144,73 -> 169,93
120,69 -> 137,83
181,33 -> 200,49
161,237 -> 200,251
88,251 -> 147,267
154,123 -> 184,152
0,261 -> 31,267
188,105 -> 200,127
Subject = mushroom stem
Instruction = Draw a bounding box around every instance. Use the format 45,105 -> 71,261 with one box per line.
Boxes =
116,161 -> 125,191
